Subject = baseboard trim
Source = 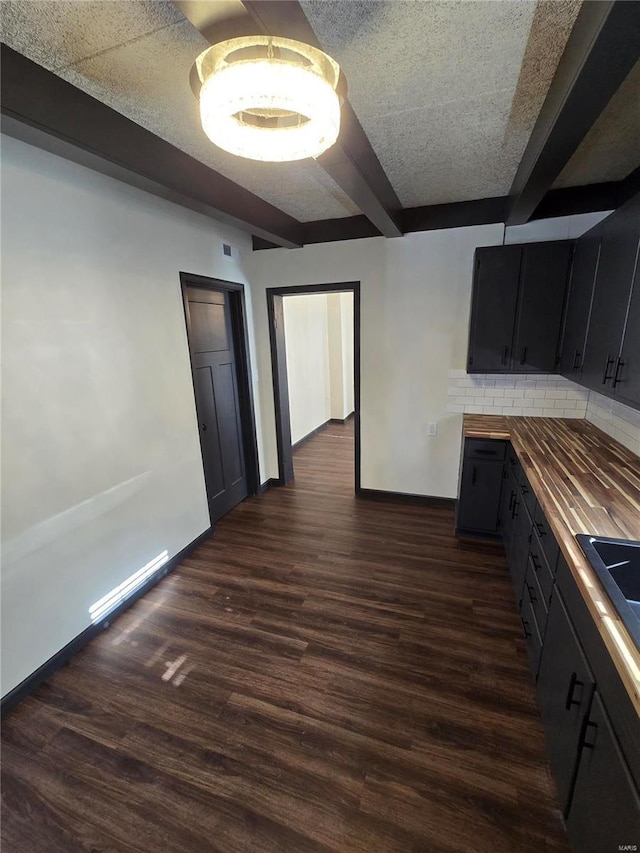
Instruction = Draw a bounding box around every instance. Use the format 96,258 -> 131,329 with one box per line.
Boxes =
357,488 -> 455,507
330,412 -> 354,425
1,525 -> 214,717
292,420 -> 331,451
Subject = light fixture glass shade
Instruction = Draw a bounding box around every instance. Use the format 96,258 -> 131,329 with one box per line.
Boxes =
195,36 -> 342,162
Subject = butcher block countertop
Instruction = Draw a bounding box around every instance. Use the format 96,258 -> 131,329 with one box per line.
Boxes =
463,414 -> 640,715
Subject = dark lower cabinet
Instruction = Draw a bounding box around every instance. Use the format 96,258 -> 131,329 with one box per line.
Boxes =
566,692 -> 640,853
456,439 -> 506,536
537,591 -> 595,812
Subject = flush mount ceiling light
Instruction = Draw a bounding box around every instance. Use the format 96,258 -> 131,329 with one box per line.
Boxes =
195,35 -> 342,162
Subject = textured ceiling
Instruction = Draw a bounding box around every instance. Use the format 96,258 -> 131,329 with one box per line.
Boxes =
301,0 -> 581,208
554,59 -> 640,189
3,0 -> 632,224
0,0 -> 361,221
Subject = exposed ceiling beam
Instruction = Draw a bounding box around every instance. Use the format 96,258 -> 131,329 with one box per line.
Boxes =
0,45 -> 303,249
507,0 -> 640,226
253,182 -> 631,250
221,0 -> 404,238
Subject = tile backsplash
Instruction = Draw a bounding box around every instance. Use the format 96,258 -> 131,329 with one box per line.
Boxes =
447,371 -> 640,457
586,390 -> 640,457
447,371 -> 588,418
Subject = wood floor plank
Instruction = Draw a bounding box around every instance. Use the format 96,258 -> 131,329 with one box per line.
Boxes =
1,421 -> 569,852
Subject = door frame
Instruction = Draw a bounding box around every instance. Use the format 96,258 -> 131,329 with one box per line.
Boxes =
266,281 -> 361,492
180,272 -> 261,510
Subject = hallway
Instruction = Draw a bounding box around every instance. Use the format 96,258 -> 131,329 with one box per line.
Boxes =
1,422 -> 568,852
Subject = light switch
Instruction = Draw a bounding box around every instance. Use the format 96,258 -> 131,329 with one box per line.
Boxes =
427,422 -> 437,436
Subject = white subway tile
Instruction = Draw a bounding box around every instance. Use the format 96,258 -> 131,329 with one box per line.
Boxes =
542,408 -> 558,417
522,407 -> 539,416
545,389 -> 569,400
446,404 -> 464,413
556,398 -> 577,409
510,407 -> 524,415
533,398 -> 548,409
524,389 -> 547,399
465,405 -> 484,414
504,389 -> 525,398
500,398 -> 514,408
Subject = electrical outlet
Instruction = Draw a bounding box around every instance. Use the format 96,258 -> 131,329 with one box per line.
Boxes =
427,422 -> 437,436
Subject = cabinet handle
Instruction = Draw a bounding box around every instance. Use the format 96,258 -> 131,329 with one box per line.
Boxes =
602,355 -> 615,384
471,465 -> 478,485
564,671 -> 584,710
520,483 -> 529,495
475,449 -> 497,456
531,552 -> 541,571
580,720 -> 598,751
522,619 -> 531,639
508,490 -> 515,512
535,522 -> 546,538
512,498 -> 520,519
501,345 -> 509,366
520,346 -> 528,365
571,349 -> 582,372
527,583 -> 537,603
201,423 -> 208,432
612,357 -> 625,388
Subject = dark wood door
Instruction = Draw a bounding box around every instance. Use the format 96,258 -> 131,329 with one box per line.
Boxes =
187,286 -> 247,522
581,197 -> 640,393
537,590 -> 595,812
513,242 -> 573,373
559,232 -> 601,378
457,459 -> 504,534
616,258 -> 640,407
566,692 -> 640,853
467,246 -> 521,372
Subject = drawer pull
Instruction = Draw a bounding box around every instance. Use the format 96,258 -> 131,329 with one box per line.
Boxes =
535,522 -> 546,537
475,449 -> 498,456
527,584 -> 537,603
580,720 -> 598,751
531,553 -> 541,571
602,355 -> 615,385
522,619 -> 531,640
564,671 -> 583,710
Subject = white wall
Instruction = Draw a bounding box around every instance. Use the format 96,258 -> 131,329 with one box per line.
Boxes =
282,291 -> 354,444
340,292 -> 355,418
1,135 -> 259,696
504,210 -> 611,244
283,294 -> 331,444
245,224 -> 505,497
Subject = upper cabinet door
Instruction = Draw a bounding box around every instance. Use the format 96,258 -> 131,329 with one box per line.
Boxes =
559,232 -> 602,379
581,197 -> 640,393
467,246 -> 521,372
513,242 -> 573,373
616,257 -> 640,407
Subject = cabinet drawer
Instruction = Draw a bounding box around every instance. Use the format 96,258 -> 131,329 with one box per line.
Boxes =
518,472 -> 536,518
523,560 -> 548,637
465,438 -> 507,461
521,590 -> 543,677
533,503 -> 560,571
529,526 -> 555,606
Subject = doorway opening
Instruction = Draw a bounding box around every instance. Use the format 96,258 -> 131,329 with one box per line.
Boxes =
180,272 -> 260,524
266,282 -> 361,492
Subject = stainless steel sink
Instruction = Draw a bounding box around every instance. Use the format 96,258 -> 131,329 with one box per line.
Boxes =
576,535 -> 640,651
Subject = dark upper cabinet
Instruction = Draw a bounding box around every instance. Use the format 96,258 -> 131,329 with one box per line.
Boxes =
559,231 -> 602,378
467,246 -> 521,372
581,195 -> 640,393
566,692 -> 640,853
616,258 -> 640,408
513,242 -> 573,372
467,242 -> 572,374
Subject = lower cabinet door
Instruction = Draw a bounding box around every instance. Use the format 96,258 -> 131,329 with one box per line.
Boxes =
457,459 -> 504,534
566,692 -> 640,853
508,496 -> 533,605
536,591 -> 595,812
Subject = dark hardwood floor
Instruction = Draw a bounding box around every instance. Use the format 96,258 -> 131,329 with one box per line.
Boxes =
1,421 -> 569,852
